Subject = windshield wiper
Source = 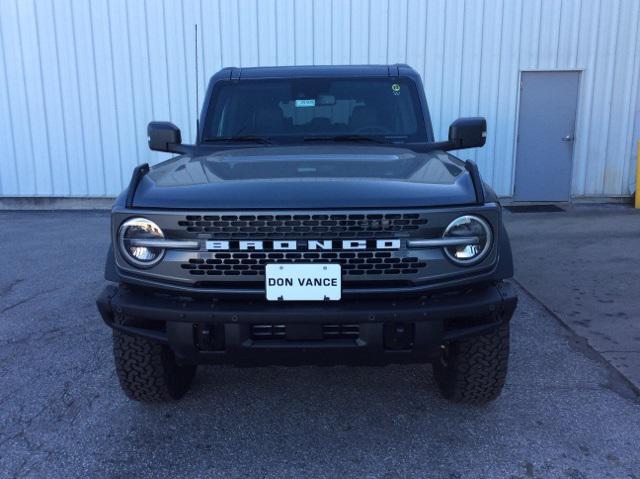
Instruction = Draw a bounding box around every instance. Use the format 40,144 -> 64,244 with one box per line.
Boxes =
203,136 -> 273,144
303,135 -> 391,144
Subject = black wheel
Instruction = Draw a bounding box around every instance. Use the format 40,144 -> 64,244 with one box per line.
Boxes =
112,330 -> 196,402
433,322 -> 510,405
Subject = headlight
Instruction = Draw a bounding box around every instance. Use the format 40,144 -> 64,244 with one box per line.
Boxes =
118,217 -> 165,268
442,215 -> 492,265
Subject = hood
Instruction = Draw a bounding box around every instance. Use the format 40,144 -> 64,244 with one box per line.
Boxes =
132,145 -> 477,209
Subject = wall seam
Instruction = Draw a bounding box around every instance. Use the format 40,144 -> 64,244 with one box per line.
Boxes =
106,2 -> 124,192
218,0 -> 224,66
143,0 -> 155,119
555,0 -> 563,68
124,0 -> 141,167
457,0 -> 466,119
33,0 -> 55,193
87,0 -> 108,195
15,0 -> 38,194
0,11 -> 18,194
48,0 -> 72,194
490,0 -> 505,186
619,0 -> 640,195
509,0 -> 524,197
179,1 -> 192,140
438,0 -> 447,137
161,0 -> 173,119
255,0 -> 261,66
601,0 -> 622,194
68,1 -> 89,193
582,0 -> 602,195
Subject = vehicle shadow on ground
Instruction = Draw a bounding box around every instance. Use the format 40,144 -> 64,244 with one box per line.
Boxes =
111,363 -> 489,476
96,291 -> 640,478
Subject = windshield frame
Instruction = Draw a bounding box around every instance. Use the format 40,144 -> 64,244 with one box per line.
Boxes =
200,75 -> 430,146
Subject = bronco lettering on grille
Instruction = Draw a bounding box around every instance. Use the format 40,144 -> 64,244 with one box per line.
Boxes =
205,239 -> 401,251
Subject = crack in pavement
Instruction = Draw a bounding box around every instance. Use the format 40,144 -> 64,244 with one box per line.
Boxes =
0,278 -> 25,296
599,350 -> 640,354
0,287 -> 64,314
0,327 -> 65,347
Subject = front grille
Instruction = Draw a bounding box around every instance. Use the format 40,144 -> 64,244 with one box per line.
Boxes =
251,324 -> 360,340
181,251 -> 427,277
177,213 -> 428,239
114,207 -> 499,291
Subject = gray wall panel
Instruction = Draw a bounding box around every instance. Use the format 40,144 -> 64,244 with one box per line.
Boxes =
0,0 -> 638,198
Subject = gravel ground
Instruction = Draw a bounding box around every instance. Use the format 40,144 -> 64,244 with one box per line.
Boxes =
0,211 -> 639,479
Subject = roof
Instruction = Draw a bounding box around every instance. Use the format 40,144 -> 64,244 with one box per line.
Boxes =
212,64 -> 419,80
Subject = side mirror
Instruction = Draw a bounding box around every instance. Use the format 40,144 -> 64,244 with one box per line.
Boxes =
447,117 -> 486,150
148,122 -> 182,152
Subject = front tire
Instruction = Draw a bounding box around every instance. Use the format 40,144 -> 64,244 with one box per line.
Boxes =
433,322 -> 510,405
112,330 -> 196,402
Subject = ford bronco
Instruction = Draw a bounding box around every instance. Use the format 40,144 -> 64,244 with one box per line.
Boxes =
97,65 -> 517,404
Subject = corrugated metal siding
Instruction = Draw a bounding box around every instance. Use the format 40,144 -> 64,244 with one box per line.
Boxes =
0,0 -> 639,198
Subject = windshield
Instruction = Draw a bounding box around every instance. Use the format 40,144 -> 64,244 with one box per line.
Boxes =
202,77 -> 427,144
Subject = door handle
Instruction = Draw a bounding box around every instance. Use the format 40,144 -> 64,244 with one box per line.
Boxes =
562,135 -> 574,142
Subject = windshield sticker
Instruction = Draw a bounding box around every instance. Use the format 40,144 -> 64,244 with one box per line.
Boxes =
295,99 -> 316,108
391,83 -> 401,96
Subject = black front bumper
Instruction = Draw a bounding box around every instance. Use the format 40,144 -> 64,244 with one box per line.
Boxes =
97,282 -> 517,366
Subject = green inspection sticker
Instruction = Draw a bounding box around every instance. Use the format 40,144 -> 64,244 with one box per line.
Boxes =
391,83 -> 401,92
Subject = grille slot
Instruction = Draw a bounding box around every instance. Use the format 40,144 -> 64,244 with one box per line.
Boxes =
322,324 -> 360,339
251,324 -> 286,339
181,251 -> 426,277
250,324 -> 360,340
177,213 -> 428,239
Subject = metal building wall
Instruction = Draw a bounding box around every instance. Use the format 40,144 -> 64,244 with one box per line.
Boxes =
0,0 -> 639,198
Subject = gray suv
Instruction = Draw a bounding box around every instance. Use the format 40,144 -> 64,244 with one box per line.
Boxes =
97,64 -> 517,404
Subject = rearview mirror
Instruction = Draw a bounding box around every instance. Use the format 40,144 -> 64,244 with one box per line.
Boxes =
148,122 -> 182,152
447,117 -> 487,150
317,94 -> 336,106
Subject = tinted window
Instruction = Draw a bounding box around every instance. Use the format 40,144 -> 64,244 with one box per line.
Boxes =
203,77 -> 426,143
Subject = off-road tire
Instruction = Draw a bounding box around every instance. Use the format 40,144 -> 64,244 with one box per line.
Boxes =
113,330 -> 196,402
433,322 -> 509,405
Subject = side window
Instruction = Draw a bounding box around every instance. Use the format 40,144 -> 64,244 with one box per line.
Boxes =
216,98 -> 229,136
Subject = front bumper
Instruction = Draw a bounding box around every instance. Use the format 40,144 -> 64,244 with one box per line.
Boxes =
97,281 -> 517,366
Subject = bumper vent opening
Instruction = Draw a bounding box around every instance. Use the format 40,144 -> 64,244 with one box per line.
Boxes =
322,324 -> 360,339
251,324 -> 286,339
250,324 -> 360,341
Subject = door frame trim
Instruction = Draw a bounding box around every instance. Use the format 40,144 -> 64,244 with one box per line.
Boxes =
510,69 -> 584,200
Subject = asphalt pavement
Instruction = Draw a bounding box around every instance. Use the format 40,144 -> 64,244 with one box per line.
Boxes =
0,210 -> 639,479
505,204 -> 640,391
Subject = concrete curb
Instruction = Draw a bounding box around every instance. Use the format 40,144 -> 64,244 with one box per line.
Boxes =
0,197 -> 115,210
514,278 -> 640,403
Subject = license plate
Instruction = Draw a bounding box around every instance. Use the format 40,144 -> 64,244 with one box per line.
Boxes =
265,264 -> 341,301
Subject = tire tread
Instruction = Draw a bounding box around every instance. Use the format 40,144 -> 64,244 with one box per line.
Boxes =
434,322 -> 510,405
112,329 -> 196,402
